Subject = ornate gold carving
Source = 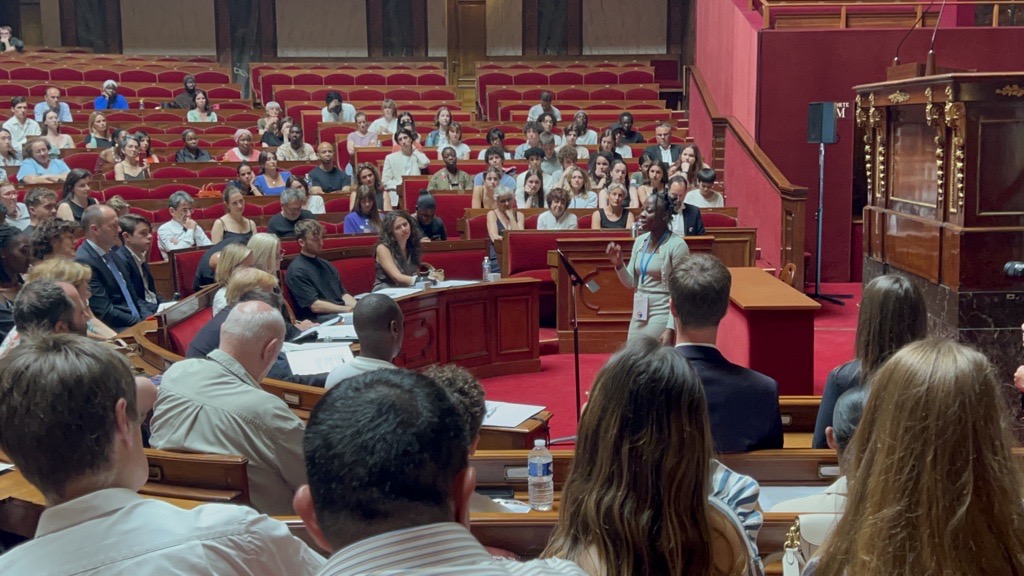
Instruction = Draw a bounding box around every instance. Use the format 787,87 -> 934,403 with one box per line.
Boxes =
876,133 -> 886,203
855,94 -> 866,128
996,84 -> 1024,97
926,86 -> 945,206
888,90 -> 910,104
943,86 -> 965,214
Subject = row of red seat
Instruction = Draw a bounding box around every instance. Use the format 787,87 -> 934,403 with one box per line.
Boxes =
256,69 -> 448,103
0,68 -> 231,84
0,81 -> 242,100
476,68 -> 656,116
270,85 -> 457,104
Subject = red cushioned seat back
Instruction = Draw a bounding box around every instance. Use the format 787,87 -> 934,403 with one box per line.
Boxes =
172,248 -> 208,297
702,212 -> 737,227
432,194 -> 473,239
422,245 -> 488,281
332,256 -> 376,296
167,307 -> 213,356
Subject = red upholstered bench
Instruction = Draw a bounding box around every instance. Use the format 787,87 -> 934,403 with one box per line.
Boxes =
167,307 -> 213,355
702,212 -> 738,227
170,246 -> 210,298
421,241 -> 488,280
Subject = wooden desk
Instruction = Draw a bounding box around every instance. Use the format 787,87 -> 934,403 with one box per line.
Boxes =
720,268 -> 820,395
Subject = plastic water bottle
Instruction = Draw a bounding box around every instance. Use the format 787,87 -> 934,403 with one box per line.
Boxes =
482,256 -> 490,281
528,439 -> 554,511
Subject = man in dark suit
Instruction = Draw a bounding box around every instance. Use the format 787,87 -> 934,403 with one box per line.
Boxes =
114,213 -> 163,315
642,122 -> 683,176
668,176 -> 706,237
669,253 -> 783,453
75,205 -> 148,332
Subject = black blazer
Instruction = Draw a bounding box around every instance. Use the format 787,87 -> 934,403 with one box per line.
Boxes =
642,143 -> 683,164
678,203 -> 706,236
75,241 -> 146,332
676,345 -> 784,453
113,246 -> 163,315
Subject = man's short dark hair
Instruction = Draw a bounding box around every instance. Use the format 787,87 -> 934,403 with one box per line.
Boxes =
697,167 -> 717,185
668,254 -> 732,329
484,147 -> 505,162
294,219 -> 324,241
24,187 -> 57,208
10,96 -> 27,107
303,369 -> 468,547
423,364 -> 486,442
0,332 -> 138,502
12,280 -> 75,332
353,293 -> 402,341
832,387 -> 867,455
118,213 -> 151,236
522,121 -> 541,135
539,91 -> 553,103
237,288 -> 284,311
524,146 -> 544,160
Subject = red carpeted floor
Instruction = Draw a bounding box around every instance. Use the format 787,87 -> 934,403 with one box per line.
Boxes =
482,283 -> 863,441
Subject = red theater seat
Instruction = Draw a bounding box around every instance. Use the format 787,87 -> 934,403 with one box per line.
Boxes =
167,307 -> 213,355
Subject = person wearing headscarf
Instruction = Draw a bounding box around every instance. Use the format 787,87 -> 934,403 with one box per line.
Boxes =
167,75 -> 198,110
222,129 -> 261,163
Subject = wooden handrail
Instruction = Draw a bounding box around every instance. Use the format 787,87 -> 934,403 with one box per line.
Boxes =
752,0 -> 1024,28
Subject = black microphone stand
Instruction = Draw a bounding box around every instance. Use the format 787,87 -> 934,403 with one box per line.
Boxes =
549,250 -> 589,445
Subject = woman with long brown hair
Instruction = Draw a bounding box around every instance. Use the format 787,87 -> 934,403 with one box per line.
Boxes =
350,162 -> 392,211
811,274 -> 927,448
543,337 -> 759,576
807,338 -> 1024,576
372,210 -> 425,291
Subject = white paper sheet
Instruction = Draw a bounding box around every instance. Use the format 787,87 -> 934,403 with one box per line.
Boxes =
482,400 -> 545,428
285,344 -> 354,375
315,325 -> 359,341
155,301 -> 178,314
433,280 -> 480,288
291,314 -> 341,342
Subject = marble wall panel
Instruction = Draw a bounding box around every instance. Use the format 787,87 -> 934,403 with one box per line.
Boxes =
582,0 -> 667,55
487,0 -> 522,56
120,0 -> 216,55
427,0 -> 447,56
277,0 -> 368,57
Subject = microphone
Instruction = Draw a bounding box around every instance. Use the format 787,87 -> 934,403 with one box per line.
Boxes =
925,0 -> 948,75
892,0 -> 936,67
1005,262 -> 1024,278
557,250 -> 600,293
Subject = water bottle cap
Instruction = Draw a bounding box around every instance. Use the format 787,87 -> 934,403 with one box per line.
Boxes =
534,439 -> 546,447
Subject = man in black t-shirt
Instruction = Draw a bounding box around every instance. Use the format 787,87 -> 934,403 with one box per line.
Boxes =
267,187 -> 314,239
284,219 -> 356,321
307,142 -> 352,195
414,191 -> 446,241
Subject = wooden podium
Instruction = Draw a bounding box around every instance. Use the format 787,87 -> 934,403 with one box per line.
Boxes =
855,73 -> 1024,381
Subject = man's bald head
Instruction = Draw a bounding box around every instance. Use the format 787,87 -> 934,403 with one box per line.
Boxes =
219,301 -> 286,382
352,294 -> 404,361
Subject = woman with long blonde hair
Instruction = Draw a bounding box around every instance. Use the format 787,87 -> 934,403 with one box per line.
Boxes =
247,232 -> 315,333
211,243 -> 253,315
808,338 -> 1024,576
543,337 -> 759,576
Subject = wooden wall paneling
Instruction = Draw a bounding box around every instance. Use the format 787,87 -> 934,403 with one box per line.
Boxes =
58,0 -> 76,47
522,0 -> 539,56
105,0 -> 123,53
410,0 -> 427,57
880,211 -> 941,282
214,0 -> 232,64
258,0 -> 277,59
366,0 -> 383,57
566,0 -> 581,56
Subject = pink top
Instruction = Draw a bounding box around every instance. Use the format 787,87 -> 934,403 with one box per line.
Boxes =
222,148 -> 261,163
348,131 -> 377,147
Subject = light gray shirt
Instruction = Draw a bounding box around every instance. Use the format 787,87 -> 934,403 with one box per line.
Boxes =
537,211 -> 578,231
326,356 -> 397,389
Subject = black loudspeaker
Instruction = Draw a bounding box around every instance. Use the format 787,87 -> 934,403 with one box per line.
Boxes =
807,102 -> 838,144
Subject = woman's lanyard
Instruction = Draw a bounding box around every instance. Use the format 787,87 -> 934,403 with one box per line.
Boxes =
637,231 -> 670,284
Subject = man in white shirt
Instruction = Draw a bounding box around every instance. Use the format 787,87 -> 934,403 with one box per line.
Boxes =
382,128 -> 430,192
151,302 -> 308,516
34,87 -> 73,122
2,95 -> 41,153
326,293 -> 403,389
321,90 -> 356,123
537,187 -> 578,230
642,122 -> 683,176
684,167 -> 725,208
294,369 -> 587,576
572,110 -> 599,145
156,190 -> 211,258
527,90 -> 561,123
0,332 -> 324,575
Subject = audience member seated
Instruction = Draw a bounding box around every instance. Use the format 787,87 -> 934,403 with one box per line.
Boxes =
0,26 -> 21,52
211,185 -> 257,244
680,143 -> 712,186
425,107 -> 452,148
0,127 -> 21,168
812,274 -> 926,448
344,185 -> 382,235
528,90 -> 562,122
553,145 -> 579,189
55,169 -> 96,223
668,176 -> 706,237
670,254 -> 783,452
565,167 -> 597,209
543,337 -> 762,575
34,87 -> 73,122
151,301 -> 308,516
94,80 -> 129,110
346,112 -> 379,157
192,237 -> 247,292
0,223 -> 29,341
636,159 -> 669,206
21,186 -> 57,234
644,122 -> 683,177
276,125 -> 316,161
141,132 -> 164,164
374,211 -> 430,291
537,112 -> 563,146
3,96 -> 41,153
517,168 -> 548,209
439,121 -> 470,160
115,214 -> 163,313
223,128 -> 261,163
613,128 -> 633,159
41,110 -> 75,153
211,243 -> 254,314
539,131 -> 561,178
106,195 -> 131,218
415,191 -> 446,241
428,146 -> 474,191
804,339 -> 1024,576
392,112 -> 424,152
229,162 -> 260,195
83,111 -> 113,149
188,270 -> 328,387
515,147 -> 554,203
351,162 -> 393,211
472,166 -> 508,210
94,128 -> 127,171
254,151 -> 291,196
286,176 -> 325,215
589,151 -> 614,191
486,186 -> 523,273
174,129 -> 212,162
382,129 -> 430,194
285,219 -> 356,320
474,148 -> 517,195
157,191 -> 212,258
267,186 -> 313,238
611,111 -> 645,144
537,187 -> 578,231
599,159 -> 638,208
325,293 -> 403,389
771,387 -> 865,515
592,183 -> 633,230
556,124 -> 590,160
17,138 -> 69,184
76,205 -> 150,332
573,110 -> 599,145
260,117 -> 286,148
308,142 -> 352,195
167,74 -> 198,109
0,181 -> 28,230
0,279 -> 89,356
0,333 -> 324,574
257,100 -> 281,134
31,217 -> 77,261
322,90 -> 356,123
685,167 -> 724,208
368,98 -> 399,136
482,127 -> 513,160
27,256 -> 119,341
294,368 -> 588,574
113,135 -> 150,181
186,89 -> 217,122
247,232 -> 316,333
513,121 -> 542,159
